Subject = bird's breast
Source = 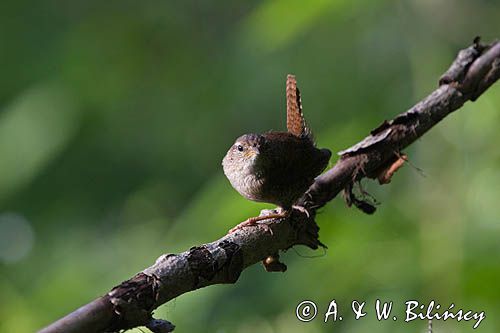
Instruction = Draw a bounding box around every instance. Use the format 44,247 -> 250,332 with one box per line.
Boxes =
222,155 -> 266,202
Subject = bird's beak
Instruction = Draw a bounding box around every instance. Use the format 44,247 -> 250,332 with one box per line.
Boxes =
243,147 -> 258,159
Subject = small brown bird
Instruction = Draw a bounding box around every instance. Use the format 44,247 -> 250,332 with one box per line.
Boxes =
222,74 -> 331,232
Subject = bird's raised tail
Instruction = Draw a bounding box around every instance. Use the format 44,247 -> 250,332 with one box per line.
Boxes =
286,74 -> 311,140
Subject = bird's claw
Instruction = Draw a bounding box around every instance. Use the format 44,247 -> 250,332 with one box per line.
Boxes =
227,212 -> 288,235
228,218 -> 274,235
292,205 -> 310,218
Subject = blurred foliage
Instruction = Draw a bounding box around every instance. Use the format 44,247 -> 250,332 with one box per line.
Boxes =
0,0 -> 499,332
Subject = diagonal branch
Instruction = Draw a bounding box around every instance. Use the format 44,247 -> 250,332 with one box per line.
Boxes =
39,38 -> 500,333
300,38 -> 500,210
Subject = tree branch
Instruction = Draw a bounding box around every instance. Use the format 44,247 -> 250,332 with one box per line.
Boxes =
39,38 -> 500,333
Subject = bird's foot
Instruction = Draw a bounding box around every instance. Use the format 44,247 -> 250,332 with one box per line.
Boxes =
292,205 -> 310,218
228,211 -> 288,235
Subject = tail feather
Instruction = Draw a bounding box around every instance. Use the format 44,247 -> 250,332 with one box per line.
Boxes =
286,74 -> 310,139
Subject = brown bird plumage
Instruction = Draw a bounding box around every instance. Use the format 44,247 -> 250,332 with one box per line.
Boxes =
286,74 -> 309,138
223,74 -> 331,232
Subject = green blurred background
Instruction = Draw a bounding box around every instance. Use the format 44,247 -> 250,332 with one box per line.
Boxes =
0,1 -> 499,332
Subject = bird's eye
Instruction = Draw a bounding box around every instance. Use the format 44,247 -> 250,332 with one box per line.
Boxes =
237,145 -> 244,152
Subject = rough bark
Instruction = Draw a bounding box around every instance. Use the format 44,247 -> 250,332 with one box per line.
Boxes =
39,38 -> 500,333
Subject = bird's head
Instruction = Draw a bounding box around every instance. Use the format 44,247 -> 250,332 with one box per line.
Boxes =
222,133 -> 265,175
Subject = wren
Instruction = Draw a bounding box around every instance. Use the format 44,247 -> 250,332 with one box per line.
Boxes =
222,74 -> 331,232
